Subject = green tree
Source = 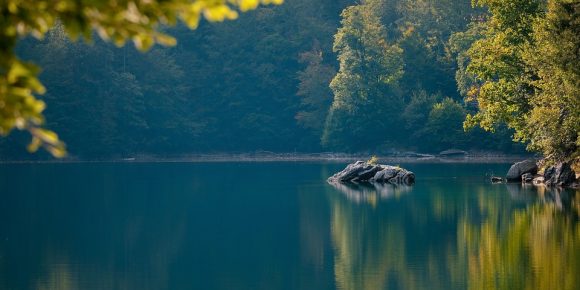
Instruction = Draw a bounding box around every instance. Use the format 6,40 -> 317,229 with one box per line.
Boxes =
463,0 -> 579,162
0,0 -> 283,157
322,3 -> 404,151
402,90 -> 440,132
424,97 -> 468,151
401,90 -> 440,147
464,0 -> 542,136
522,0 -> 580,161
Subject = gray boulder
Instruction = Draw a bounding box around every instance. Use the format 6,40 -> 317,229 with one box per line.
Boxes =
371,166 -> 399,182
506,160 -> 538,181
328,161 -> 415,185
328,161 -> 382,182
544,162 -> 576,187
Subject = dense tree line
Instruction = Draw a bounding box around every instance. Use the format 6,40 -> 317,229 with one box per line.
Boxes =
321,0 -> 521,153
0,0 -> 538,159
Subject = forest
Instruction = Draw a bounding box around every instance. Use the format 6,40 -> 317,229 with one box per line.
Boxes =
0,0 -> 577,161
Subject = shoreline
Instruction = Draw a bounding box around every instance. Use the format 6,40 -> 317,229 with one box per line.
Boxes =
0,152 -> 534,164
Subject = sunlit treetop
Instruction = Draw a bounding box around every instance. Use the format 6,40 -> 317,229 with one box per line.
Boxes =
0,0 -> 283,157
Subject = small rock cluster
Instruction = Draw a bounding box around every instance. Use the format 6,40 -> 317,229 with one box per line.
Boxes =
328,161 -> 415,185
504,159 -> 578,188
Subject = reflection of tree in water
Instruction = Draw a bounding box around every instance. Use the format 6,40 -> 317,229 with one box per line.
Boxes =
36,261 -> 76,290
326,181 -> 469,290
461,186 -> 580,290
326,176 -> 580,290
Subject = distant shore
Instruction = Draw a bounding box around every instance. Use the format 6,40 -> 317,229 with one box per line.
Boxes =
0,152 -> 534,164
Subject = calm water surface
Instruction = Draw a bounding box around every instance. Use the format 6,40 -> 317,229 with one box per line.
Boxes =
0,162 -> 578,290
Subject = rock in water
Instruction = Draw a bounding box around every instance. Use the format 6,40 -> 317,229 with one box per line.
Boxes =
328,161 -> 415,185
327,161 -> 380,182
506,160 -> 538,181
371,166 -> 400,182
544,162 -> 576,187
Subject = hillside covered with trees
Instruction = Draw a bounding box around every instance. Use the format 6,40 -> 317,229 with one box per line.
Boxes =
0,0 -> 577,161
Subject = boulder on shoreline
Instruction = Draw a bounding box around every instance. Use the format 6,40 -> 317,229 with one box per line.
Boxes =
328,161 -> 415,185
506,159 -> 538,181
507,160 -> 578,188
544,162 -> 576,187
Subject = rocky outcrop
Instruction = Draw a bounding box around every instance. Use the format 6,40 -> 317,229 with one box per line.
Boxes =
327,161 -> 380,182
544,162 -> 576,187
514,161 -> 579,188
328,161 -> 415,185
506,160 -> 538,181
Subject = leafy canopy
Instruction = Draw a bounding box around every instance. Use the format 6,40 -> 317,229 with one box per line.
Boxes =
464,0 -> 579,162
0,0 -> 282,157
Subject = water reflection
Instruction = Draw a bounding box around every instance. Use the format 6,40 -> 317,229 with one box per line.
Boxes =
327,181 -> 412,205
506,183 -> 579,215
1,163 -> 578,290
36,262 -> 76,290
325,171 -> 580,290
1,163 -> 305,290
461,185 -> 579,290
326,180 -> 466,290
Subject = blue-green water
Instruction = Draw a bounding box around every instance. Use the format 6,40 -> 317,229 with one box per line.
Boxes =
0,162 -> 578,290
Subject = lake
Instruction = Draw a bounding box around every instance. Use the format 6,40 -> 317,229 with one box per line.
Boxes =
0,162 -> 578,290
